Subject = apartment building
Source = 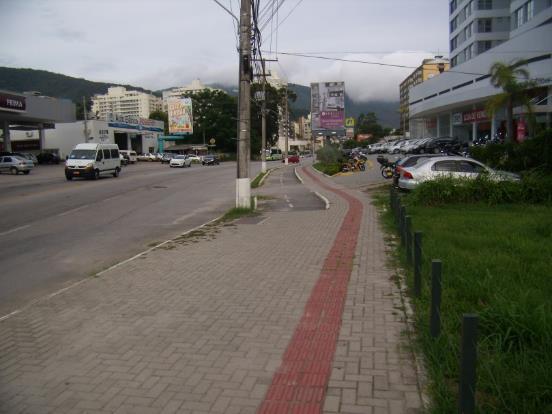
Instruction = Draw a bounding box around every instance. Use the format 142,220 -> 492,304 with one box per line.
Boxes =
399,57 -> 450,134
408,0 -> 552,141
91,87 -> 162,121
161,79 -> 222,110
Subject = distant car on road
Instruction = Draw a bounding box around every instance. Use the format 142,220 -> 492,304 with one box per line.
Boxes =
161,153 -> 176,164
282,155 -> 300,164
169,155 -> 192,168
0,155 -> 34,175
202,155 -> 220,166
187,154 -> 201,163
119,150 -> 137,164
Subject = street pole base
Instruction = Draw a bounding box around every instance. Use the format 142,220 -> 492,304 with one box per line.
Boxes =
261,161 -> 267,173
236,178 -> 251,208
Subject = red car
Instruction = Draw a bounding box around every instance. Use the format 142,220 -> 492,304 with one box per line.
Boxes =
282,155 -> 300,163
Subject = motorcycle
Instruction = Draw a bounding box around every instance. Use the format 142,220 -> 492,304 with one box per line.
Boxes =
376,155 -> 397,179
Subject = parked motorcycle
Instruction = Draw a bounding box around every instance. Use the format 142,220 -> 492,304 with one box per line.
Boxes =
376,155 -> 397,179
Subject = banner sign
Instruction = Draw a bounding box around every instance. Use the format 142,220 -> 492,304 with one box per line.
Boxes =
462,109 -> 488,123
0,92 -> 26,112
168,97 -> 193,134
345,117 -> 355,127
311,81 -> 345,130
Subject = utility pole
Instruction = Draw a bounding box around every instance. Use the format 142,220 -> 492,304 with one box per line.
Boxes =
261,60 -> 267,173
284,84 -> 289,165
237,0 -> 252,208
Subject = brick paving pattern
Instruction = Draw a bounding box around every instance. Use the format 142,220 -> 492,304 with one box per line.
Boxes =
0,165 -> 422,414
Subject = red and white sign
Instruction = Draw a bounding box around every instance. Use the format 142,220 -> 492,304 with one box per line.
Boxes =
517,119 -> 526,142
462,109 -> 488,123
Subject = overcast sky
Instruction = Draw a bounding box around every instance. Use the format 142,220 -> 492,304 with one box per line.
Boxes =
0,0 -> 449,102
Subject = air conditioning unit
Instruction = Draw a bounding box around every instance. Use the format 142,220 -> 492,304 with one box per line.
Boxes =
26,131 -> 34,138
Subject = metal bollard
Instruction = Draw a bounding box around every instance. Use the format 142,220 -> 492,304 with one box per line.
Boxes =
430,260 -> 442,338
400,207 -> 406,246
458,314 -> 478,414
413,231 -> 422,297
405,216 -> 412,264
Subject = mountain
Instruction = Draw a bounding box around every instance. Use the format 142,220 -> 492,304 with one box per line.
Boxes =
0,67 -> 156,102
0,67 -> 399,127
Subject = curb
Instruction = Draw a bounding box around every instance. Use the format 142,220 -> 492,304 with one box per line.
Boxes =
257,167 -> 279,187
296,167 -> 330,210
293,167 -> 304,183
0,214 -> 225,323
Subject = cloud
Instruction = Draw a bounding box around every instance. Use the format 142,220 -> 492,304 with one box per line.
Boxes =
277,51 -> 436,102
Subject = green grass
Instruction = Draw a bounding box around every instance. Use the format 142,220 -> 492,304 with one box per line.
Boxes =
251,171 -> 268,188
373,191 -> 552,413
313,162 -> 341,176
220,206 -> 256,222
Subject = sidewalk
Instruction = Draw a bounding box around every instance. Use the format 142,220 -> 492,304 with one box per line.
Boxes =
0,165 -> 422,414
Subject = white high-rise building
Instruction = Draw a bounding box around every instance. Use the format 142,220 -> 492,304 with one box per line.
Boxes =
408,0 -> 552,140
91,87 -> 162,121
162,79 -> 223,110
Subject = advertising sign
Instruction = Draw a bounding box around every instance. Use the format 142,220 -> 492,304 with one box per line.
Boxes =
311,82 -> 345,130
345,117 -> 355,128
0,92 -> 26,112
167,97 -> 193,134
462,109 -> 488,123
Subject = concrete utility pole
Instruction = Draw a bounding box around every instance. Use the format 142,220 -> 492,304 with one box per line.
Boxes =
82,96 -> 89,142
261,61 -> 267,173
236,0 -> 252,208
284,85 -> 289,165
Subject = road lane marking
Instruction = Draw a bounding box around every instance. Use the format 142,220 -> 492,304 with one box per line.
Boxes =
57,205 -> 89,217
0,224 -> 30,236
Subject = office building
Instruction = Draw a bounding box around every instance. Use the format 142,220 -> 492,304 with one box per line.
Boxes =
91,87 -> 162,121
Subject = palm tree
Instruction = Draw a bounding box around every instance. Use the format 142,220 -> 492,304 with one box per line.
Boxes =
486,60 -> 534,142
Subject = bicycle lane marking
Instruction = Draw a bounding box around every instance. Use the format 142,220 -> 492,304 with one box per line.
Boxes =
258,166 -> 363,413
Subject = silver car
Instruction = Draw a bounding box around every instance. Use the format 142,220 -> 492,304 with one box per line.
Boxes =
398,156 -> 520,191
0,155 -> 34,175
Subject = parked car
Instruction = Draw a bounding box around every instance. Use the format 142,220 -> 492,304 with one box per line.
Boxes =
418,137 -> 460,154
187,154 -> 201,163
119,153 -> 128,166
161,153 -> 176,164
397,156 -> 520,191
202,155 -> 220,166
169,155 -> 192,168
0,155 -> 34,175
392,154 -> 444,186
137,153 -> 157,162
282,155 -> 300,163
37,152 -> 61,164
119,150 -> 137,164
10,152 -> 38,165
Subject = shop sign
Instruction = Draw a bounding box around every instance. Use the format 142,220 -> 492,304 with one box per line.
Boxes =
0,93 -> 26,112
462,109 -> 488,123
452,112 -> 463,125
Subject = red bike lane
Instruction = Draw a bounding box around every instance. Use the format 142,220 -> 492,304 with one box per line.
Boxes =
258,167 -> 364,414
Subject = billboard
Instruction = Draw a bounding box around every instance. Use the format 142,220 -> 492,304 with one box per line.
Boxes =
168,97 -> 193,134
310,82 -> 345,130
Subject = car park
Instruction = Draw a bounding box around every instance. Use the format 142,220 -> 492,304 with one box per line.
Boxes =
65,143 -> 121,180
418,137 -> 460,154
0,155 -> 34,175
397,156 -> 520,191
10,152 -> 38,165
202,155 -> 220,166
169,155 -> 192,168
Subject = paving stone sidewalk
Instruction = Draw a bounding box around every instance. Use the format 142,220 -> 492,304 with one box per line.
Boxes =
0,165 -> 422,414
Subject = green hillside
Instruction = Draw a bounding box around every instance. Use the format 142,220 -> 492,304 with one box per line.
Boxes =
0,67 -> 155,102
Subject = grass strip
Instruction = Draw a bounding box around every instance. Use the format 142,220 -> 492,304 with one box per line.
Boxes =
251,171 -> 268,188
372,190 -> 552,413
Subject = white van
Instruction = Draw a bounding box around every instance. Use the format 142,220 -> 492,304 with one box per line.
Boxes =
65,143 -> 121,180
119,150 -> 138,164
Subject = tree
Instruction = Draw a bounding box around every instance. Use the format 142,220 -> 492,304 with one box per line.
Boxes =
182,90 -> 238,153
250,83 -> 297,156
486,60 -> 535,141
356,112 -> 384,138
149,110 -> 169,135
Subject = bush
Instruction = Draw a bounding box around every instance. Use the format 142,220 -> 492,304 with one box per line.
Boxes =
470,129 -> 552,173
313,162 -> 341,176
407,174 -> 552,206
315,144 -> 343,165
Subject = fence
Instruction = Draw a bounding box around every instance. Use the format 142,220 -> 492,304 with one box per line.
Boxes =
390,186 -> 478,414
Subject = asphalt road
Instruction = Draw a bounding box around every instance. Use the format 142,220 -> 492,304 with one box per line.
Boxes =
0,160 -> 271,316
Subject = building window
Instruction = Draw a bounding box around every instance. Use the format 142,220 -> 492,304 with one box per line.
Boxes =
478,0 -> 492,10
478,18 -> 492,32
478,40 -> 492,53
451,36 -> 458,52
450,0 -> 457,14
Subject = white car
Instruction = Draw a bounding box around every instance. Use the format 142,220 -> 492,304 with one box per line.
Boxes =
169,155 -> 192,168
398,156 -> 520,191
187,154 -> 201,163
